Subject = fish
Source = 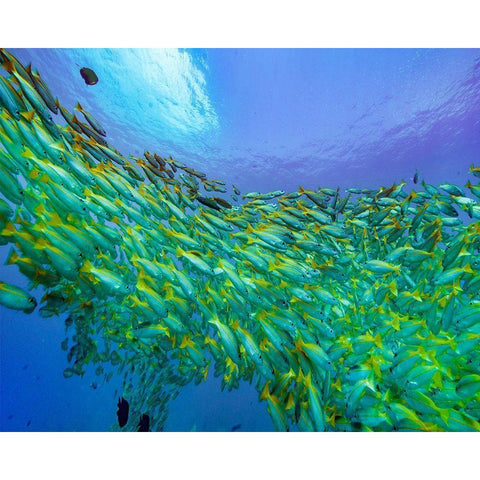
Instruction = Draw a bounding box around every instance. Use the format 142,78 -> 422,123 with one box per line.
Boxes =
137,414 -> 150,432
26,65 -> 58,114
231,423 -> 242,431
214,197 -> 232,209
80,67 -> 98,86
0,281 -> 37,313
197,196 -> 221,211
75,103 -> 106,137
0,75 -> 21,119
116,397 -> 129,428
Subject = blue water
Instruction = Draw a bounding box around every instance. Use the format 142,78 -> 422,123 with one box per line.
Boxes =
1,48 -> 480,431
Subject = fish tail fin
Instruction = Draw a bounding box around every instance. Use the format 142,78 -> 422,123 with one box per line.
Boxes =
33,237 -> 48,249
46,212 -> 63,228
176,246 -> 185,258
75,102 -> 82,111
286,392 -> 295,411
51,139 -> 66,151
79,259 -> 93,273
260,381 -> 271,401
5,247 -> 18,265
294,337 -> 305,353
298,186 -> 306,195
179,335 -> 189,349
20,111 -> 35,121
164,285 -> 175,301
464,263 -> 474,274
466,180 -> 472,188
246,223 -> 255,234
2,60 -> 15,75
439,408 -> 450,425
303,371 -> 312,389
267,261 -> 277,273
1,221 -> 16,237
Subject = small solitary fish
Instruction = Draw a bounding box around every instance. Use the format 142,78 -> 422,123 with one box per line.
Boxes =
80,67 -> 98,86
231,423 -> 242,431
413,170 -> 419,184
137,414 -> 150,432
0,281 -> 37,313
116,397 -> 129,428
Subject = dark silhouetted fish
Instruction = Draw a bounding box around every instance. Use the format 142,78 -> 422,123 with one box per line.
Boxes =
413,169 -> 419,184
231,424 -> 241,431
214,197 -> 233,209
80,67 -> 98,86
137,414 -> 150,432
116,397 -> 129,428
197,196 -> 221,211
26,420 -> 31,427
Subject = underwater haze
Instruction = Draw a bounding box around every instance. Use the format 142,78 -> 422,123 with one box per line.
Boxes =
1,48 -> 480,432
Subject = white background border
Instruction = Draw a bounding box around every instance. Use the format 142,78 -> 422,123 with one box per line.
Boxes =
1,1 -> 478,478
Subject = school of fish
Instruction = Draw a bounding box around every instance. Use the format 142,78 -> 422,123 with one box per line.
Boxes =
1,48 -> 480,431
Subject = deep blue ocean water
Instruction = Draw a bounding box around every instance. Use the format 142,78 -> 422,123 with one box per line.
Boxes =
1,48 -> 480,431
